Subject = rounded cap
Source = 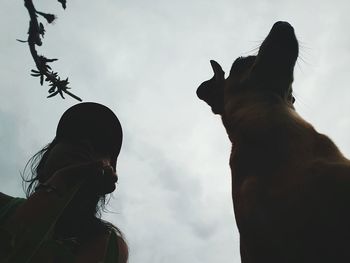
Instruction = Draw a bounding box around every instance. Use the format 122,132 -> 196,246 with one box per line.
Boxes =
56,102 -> 123,159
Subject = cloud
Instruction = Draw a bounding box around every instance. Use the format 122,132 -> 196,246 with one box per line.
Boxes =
1,1 -> 350,262
0,110 -> 23,196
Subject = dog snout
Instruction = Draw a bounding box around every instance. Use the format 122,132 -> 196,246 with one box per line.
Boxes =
272,21 -> 293,30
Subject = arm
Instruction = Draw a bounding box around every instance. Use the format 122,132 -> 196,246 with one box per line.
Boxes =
0,161 -> 104,263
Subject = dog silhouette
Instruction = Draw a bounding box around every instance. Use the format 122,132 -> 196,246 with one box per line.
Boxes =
197,21 -> 350,263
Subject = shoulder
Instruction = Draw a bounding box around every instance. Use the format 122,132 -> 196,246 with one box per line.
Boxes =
115,232 -> 129,262
75,224 -> 129,263
105,228 -> 129,263
0,193 -> 27,227
0,192 -> 14,207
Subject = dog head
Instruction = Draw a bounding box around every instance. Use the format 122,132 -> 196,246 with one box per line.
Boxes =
197,21 -> 299,115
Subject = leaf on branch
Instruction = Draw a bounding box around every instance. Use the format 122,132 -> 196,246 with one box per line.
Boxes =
30,70 -> 41,77
46,58 -> 58,63
58,0 -> 67,9
38,23 -> 45,37
47,90 -> 60,98
16,39 -> 28,43
36,11 -> 56,24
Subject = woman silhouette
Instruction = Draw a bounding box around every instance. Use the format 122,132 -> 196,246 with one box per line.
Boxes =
0,102 -> 128,262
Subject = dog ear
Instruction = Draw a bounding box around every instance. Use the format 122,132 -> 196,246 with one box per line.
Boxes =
196,60 -> 225,115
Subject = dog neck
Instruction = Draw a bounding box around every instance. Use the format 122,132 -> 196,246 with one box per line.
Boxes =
221,93 -> 316,179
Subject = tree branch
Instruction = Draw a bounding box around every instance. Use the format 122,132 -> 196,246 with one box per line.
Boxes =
20,0 -> 82,101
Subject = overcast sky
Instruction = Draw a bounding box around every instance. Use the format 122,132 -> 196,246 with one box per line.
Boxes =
1,0 -> 350,262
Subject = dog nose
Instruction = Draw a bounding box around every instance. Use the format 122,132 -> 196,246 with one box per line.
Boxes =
269,21 -> 296,45
273,21 -> 292,28
272,21 -> 294,33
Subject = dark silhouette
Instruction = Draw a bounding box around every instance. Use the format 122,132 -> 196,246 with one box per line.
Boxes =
19,0 -> 81,101
0,102 -> 128,262
197,21 -> 350,262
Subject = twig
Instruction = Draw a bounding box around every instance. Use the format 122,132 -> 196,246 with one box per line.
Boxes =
20,0 -> 82,101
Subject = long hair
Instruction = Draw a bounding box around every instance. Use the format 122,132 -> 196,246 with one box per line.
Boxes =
22,102 -> 128,260
22,138 -> 111,212
21,139 -> 128,260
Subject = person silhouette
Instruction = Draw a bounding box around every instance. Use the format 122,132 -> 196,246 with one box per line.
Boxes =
0,102 -> 128,262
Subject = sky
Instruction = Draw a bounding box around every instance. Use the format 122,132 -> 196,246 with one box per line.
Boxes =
1,0 -> 350,262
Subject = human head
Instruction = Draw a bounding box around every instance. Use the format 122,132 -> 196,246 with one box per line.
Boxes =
56,102 -> 123,164
24,102 -> 123,196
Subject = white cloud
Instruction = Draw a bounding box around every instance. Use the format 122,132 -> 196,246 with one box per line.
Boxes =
1,0 -> 350,262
